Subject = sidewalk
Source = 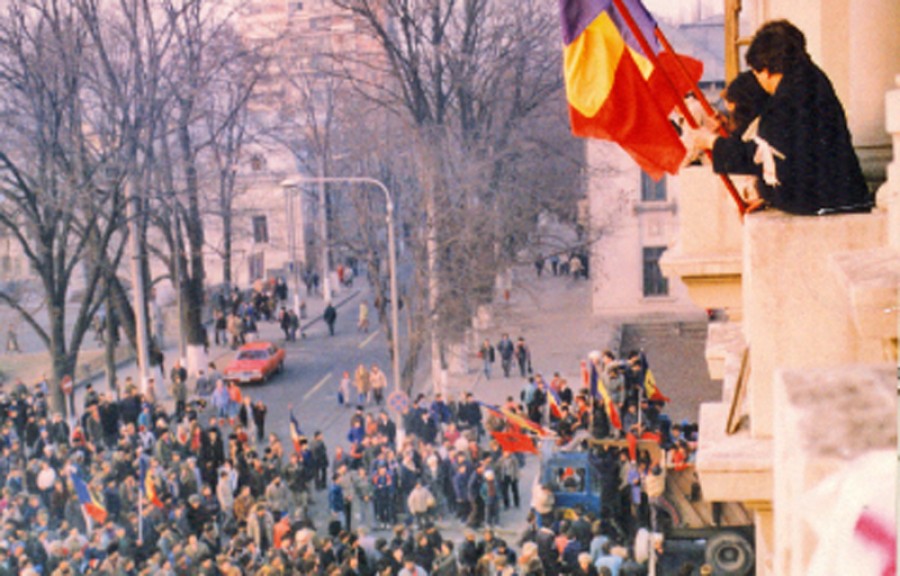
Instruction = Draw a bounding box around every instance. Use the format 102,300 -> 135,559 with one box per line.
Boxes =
443,267 -> 621,404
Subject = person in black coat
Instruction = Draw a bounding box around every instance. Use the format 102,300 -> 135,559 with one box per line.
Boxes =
323,302 -> 337,336
698,20 -> 872,216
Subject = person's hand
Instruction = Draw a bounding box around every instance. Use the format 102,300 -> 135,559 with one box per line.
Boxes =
694,126 -> 718,151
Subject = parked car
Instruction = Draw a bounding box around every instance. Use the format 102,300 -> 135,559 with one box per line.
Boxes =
223,341 -> 286,384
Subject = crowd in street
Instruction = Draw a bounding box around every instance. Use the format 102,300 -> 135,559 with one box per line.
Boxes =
0,316 -> 705,576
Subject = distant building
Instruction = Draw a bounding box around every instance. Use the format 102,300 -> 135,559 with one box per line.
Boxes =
587,18 -> 726,320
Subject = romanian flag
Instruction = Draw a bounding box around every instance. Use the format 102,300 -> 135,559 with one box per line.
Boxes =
590,363 -> 622,430
478,401 -> 553,438
70,468 -> 107,524
289,410 -> 305,454
547,387 -> 564,420
139,458 -> 164,509
644,368 -> 670,403
491,429 -> 538,455
559,0 -> 703,178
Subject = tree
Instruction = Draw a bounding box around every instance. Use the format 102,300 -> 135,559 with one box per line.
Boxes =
328,0 -> 579,389
0,0 -> 131,413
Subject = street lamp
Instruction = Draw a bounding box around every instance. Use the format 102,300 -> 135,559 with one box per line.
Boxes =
281,176 -> 402,393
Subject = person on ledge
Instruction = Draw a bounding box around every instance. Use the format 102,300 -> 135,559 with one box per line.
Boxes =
695,20 -> 872,216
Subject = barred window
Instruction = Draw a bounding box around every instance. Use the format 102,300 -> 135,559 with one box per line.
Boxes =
642,246 -> 669,297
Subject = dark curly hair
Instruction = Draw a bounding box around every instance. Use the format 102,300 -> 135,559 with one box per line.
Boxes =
745,20 -> 809,74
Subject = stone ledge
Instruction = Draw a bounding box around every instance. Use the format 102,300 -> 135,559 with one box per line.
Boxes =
660,251 -> 742,279
705,321 -> 744,383
776,364 -> 896,459
830,246 -> 900,341
696,402 -> 773,502
660,250 -> 744,320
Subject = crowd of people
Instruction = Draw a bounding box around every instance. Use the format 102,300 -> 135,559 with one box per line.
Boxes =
0,321 -> 706,576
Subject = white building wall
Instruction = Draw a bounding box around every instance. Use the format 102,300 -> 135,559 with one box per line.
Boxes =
588,142 -> 701,319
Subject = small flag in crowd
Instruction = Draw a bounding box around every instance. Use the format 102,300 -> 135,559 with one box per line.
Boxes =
559,0 -> 703,178
478,401 -> 553,438
70,467 -> 107,524
590,362 -> 622,430
491,429 -> 538,455
547,386 -> 564,419
644,367 -> 670,403
139,457 -> 164,509
289,409 -> 305,454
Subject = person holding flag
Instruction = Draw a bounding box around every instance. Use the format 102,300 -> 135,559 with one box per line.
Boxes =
69,466 -> 107,527
288,405 -> 306,455
694,20 -> 872,216
588,351 -> 623,434
139,456 -> 164,510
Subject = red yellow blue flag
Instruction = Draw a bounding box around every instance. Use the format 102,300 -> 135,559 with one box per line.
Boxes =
139,458 -> 164,509
547,387 -> 564,419
590,363 -> 622,430
289,409 -> 305,454
559,0 -> 703,178
70,468 -> 107,524
644,368 -> 670,403
477,401 -> 553,437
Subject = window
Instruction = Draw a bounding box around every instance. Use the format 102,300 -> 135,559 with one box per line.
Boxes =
640,172 -> 667,202
248,252 -> 265,282
288,1 -> 303,15
250,154 -> 266,171
252,215 -> 269,244
643,247 -> 669,297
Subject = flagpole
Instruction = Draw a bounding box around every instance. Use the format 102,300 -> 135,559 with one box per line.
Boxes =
653,28 -> 725,130
609,0 -> 748,216
138,479 -> 144,543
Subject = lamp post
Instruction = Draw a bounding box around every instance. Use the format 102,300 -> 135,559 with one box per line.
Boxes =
281,176 -> 402,393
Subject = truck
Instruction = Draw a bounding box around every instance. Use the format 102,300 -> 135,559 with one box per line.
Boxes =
539,438 -> 755,576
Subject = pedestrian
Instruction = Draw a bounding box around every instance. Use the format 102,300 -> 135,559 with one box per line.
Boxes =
372,465 -> 394,529
324,301 -> 337,336
515,337 -> 532,378
478,339 -> 495,380
289,309 -> 300,341
496,334 -> 515,378
534,253 -> 545,277
482,470 -> 500,528
170,360 -> 188,420
279,307 -> 292,341
252,399 -> 268,444
354,363 -> 370,406
5,324 -> 19,354
358,301 -> 370,333
338,371 -> 351,407
214,309 -> 227,345
370,364 -> 387,405
311,430 -> 329,490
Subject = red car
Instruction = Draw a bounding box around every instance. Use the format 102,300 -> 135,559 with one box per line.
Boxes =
223,341 -> 286,384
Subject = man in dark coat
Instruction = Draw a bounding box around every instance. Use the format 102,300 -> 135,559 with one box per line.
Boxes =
323,302 -> 337,336
699,20 -> 872,216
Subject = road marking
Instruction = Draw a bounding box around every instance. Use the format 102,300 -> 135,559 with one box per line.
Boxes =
303,371 -> 332,400
358,331 -> 378,349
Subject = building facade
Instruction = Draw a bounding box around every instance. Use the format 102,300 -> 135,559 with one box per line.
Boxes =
660,1 -> 899,574
587,18 -> 727,320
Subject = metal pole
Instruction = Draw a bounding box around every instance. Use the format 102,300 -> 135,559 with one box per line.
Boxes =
317,156 -> 332,300
125,177 -> 151,395
285,187 -> 302,318
384,195 -> 402,393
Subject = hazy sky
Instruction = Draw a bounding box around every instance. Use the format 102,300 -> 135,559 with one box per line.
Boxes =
642,0 -> 723,23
